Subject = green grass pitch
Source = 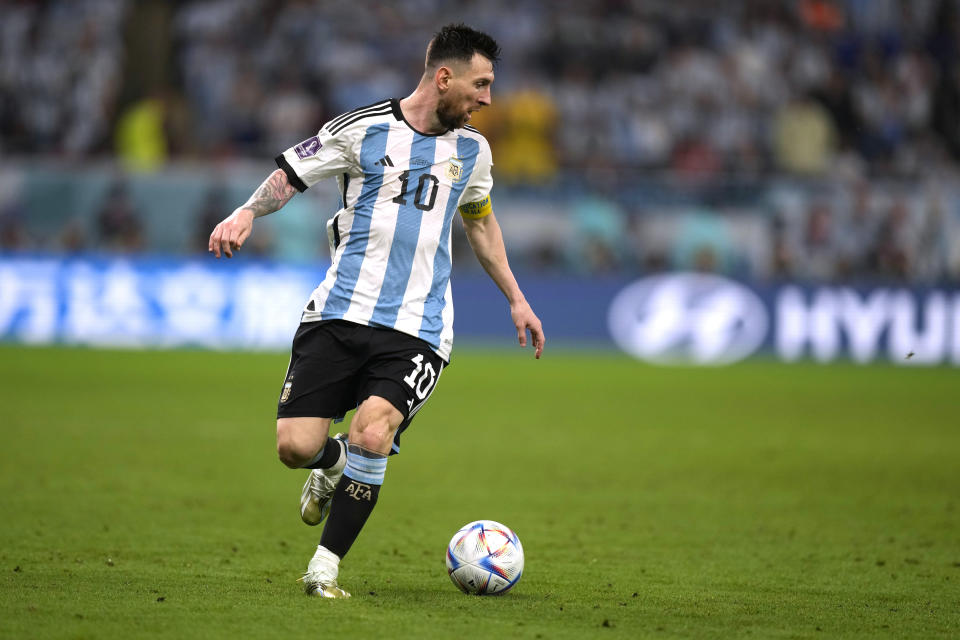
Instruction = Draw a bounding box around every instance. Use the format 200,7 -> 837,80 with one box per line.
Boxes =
1,345 -> 958,638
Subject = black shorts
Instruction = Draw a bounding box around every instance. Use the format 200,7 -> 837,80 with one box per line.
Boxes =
277,320 -> 447,453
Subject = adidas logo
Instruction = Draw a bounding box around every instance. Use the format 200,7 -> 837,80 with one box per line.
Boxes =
375,155 -> 394,167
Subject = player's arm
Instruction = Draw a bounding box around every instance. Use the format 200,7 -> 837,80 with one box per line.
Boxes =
209,122 -> 354,259
461,209 -> 545,359
208,169 -> 298,258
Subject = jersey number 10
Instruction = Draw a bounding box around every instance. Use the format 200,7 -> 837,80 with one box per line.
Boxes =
392,170 -> 440,212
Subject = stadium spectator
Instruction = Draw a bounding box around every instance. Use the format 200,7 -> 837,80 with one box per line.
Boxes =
567,192 -> 628,274
477,86 -> 558,185
0,210 -> 28,251
96,181 -> 144,252
114,96 -> 169,172
834,180 -> 881,280
798,201 -> 839,281
873,198 -> 917,281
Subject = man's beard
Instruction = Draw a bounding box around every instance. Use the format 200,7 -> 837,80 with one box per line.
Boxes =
436,95 -> 467,131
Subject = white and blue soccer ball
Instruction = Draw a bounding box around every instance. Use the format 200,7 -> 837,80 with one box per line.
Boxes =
445,520 -> 524,595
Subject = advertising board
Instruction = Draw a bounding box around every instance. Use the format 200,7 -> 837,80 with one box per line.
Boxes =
1,256 -> 956,365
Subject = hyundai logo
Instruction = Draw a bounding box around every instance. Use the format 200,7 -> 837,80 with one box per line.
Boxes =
607,273 -> 769,365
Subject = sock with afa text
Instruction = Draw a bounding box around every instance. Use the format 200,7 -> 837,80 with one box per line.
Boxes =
319,444 -> 386,558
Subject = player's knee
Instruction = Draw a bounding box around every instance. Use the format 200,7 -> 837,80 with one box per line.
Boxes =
350,429 -> 385,453
276,440 -> 304,468
350,397 -> 401,454
276,422 -> 308,468
350,419 -> 395,455
277,444 -> 303,468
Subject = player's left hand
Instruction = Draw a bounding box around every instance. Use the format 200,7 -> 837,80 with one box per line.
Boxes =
511,300 -> 544,359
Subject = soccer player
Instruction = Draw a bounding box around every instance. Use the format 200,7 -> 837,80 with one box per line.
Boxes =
208,24 -> 544,598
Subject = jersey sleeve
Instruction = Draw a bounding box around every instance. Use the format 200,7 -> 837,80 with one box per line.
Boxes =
274,125 -> 356,192
457,137 -> 494,219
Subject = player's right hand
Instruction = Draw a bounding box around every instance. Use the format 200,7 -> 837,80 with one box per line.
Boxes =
208,208 -> 254,258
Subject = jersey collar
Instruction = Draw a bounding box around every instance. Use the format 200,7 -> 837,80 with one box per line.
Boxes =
391,98 -> 451,137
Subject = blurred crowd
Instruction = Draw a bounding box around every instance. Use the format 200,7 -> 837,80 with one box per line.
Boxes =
1,0 -> 959,283
0,0 -> 126,157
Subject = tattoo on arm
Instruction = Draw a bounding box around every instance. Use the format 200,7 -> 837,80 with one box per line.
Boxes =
243,170 -> 298,217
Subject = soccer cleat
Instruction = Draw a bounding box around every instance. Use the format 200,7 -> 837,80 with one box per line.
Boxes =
300,433 -> 347,526
300,545 -> 350,598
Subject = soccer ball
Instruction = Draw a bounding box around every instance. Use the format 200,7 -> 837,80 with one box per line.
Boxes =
445,520 -> 524,595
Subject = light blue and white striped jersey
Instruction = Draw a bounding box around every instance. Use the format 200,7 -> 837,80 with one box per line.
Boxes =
275,99 -> 494,361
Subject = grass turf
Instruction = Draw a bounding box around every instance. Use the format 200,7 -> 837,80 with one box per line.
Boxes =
0,345 -> 958,638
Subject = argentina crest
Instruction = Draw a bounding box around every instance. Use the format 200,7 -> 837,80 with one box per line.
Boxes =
445,156 -> 464,182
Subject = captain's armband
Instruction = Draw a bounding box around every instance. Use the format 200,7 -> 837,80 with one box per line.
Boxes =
458,194 -> 492,219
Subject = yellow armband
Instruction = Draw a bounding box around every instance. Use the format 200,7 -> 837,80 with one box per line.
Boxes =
458,194 -> 492,219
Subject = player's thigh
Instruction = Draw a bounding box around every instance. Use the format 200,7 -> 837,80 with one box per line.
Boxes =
354,329 -> 447,453
277,320 -> 364,422
360,330 -> 446,417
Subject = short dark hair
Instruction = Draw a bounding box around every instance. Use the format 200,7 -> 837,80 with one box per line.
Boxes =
426,23 -> 500,68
